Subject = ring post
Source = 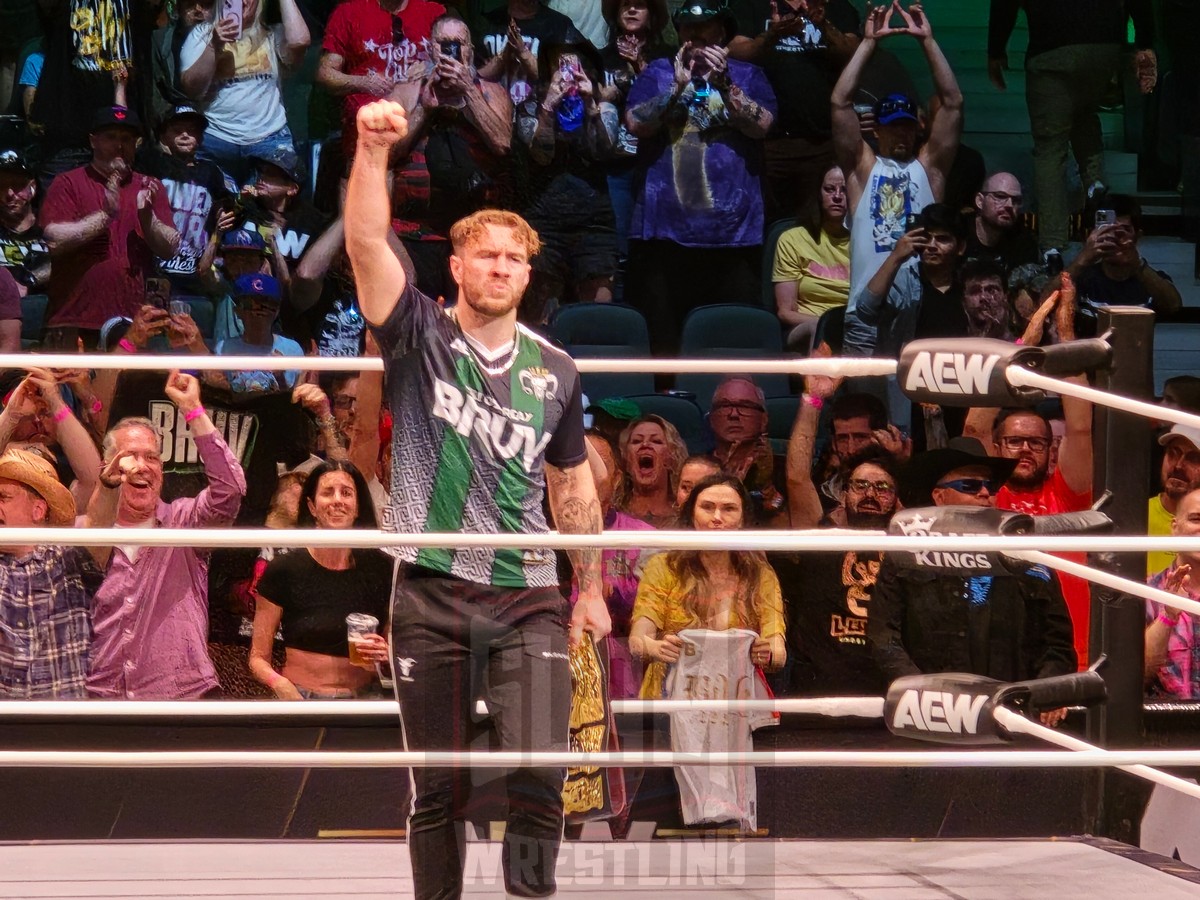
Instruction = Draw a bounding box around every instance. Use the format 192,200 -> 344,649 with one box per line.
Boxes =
1087,306 -> 1155,840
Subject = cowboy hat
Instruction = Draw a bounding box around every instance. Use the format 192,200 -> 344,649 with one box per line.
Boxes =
0,448 -> 77,526
900,436 -> 1017,509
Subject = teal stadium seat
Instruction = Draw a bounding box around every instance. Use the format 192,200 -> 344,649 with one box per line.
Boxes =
761,217 -> 798,312
622,393 -> 708,455
20,293 -> 47,349
1154,322 -> 1200,395
550,303 -> 654,402
765,395 -> 800,457
675,304 -> 791,409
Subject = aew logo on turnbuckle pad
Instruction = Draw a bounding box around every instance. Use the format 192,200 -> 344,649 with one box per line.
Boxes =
903,351 -> 1001,396
519,366 -> 558,401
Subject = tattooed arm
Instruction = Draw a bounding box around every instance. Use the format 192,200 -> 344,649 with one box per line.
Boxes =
546,459 -> 612,647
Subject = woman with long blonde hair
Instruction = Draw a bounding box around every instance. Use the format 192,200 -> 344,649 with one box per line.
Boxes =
179,0 -> 310,187
614,413 -> 687,527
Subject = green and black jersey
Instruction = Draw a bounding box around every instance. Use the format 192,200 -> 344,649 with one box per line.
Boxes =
370,284 -> 587,588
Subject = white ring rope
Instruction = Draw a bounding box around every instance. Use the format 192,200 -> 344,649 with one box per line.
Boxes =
1012,550 -> 1200,619
1,527 -> 1199,554
0,353 -> 898,378
993,707 -> 1200,803
4,748 -> 1200,768
1006,367 -> 1200,434
0,698 -> 886,718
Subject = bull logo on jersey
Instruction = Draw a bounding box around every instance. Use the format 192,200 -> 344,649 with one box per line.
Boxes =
519,367 -> 558,402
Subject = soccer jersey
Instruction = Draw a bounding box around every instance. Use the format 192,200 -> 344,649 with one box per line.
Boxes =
370,283 -> 586,588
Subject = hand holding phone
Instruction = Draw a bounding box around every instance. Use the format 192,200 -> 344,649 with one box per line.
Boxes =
219,0 -> 243,40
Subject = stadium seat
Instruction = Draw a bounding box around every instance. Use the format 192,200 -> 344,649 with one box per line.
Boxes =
622,393 -> 709,455
676,304 -> 790,408
761,217 -> 799,312
20,293 -> 47,349
813,306 -> 846,356
551,303 -> 654,401
765,395 -> 800,457
1153,321 -> 1200,395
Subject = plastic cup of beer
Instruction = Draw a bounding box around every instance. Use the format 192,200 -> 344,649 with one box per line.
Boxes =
346,613 -> 379,666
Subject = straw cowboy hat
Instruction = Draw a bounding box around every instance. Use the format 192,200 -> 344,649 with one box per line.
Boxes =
0,448 -> 77,526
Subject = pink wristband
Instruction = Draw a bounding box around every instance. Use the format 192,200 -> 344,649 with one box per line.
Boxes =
52,406 -> 70,424
1013,338 -> 1024,346
184,406 -> 205,423
118,338 -> 137,353
1157,613 -> 1180,629
802,393 -> 823,410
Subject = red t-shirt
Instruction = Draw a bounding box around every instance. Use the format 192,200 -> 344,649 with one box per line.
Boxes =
997,467 -> 1092,670
39,166 -> 176,330
323,0 -> 445,152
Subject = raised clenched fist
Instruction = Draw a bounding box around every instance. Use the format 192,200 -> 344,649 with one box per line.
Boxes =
356,100 -> 409,151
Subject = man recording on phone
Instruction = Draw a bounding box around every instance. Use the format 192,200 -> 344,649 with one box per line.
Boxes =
386,13 -> 513,299
1067,193 -> 1182,334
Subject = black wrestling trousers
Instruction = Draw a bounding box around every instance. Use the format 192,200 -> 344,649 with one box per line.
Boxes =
389,565 -> 572,900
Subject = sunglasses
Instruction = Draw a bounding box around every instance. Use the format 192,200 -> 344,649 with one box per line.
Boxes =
936,478 -> 999,495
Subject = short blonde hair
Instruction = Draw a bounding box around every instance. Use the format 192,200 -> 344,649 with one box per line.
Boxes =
449,209 -> 542,259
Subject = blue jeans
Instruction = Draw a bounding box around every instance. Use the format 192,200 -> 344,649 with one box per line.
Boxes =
198,125 -> 295,192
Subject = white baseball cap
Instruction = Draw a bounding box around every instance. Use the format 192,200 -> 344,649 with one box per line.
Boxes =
1158,424 -> 1200,452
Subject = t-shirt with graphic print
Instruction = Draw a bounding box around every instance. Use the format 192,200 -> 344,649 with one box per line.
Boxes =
626,56 -> 777,248
730,0 -> 860,140
476,4 -> 587,125
138,148 -> 230,285
369,283 -> 587,588
323,0 -> 446,154
180,21 -> 290,144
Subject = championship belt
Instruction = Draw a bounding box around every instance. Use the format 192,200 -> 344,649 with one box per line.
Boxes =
562,633 -> 626,823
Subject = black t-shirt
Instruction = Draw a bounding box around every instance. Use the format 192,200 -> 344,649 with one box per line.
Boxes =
137,148 -> 230,283
0,220 -> 50,291
256,548 -> 394,656
476,4 -> 588,111
769,549 -> 889,696
730,0 -> 860,140
963,217 -> 1041,274
1074,260 -> 1172,336
914,279 -> 968,340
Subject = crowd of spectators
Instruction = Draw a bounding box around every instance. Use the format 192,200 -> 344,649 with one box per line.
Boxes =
0,0 -> 1197,837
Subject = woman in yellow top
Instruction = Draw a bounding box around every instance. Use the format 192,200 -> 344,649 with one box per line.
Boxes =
772,165 -> 851,353
629,473 -> 786,699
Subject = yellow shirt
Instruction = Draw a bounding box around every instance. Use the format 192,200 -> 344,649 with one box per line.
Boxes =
1149,494 -> 1175,577
631,553 -> 785,699
771,226 -> 851,318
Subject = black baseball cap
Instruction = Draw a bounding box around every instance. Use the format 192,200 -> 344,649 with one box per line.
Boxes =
0,149 -> 33,178
90,105 -> 142,134
158,103 -> 209,133
250,148 -> 303,184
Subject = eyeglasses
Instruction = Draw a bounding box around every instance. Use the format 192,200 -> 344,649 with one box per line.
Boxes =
847,479 -> 896,496
332,396 -> 357,410
712,401 -> 765,415
999,436 -> 1050,452
936,478 -> 999,494
983,191 -> 1023,206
